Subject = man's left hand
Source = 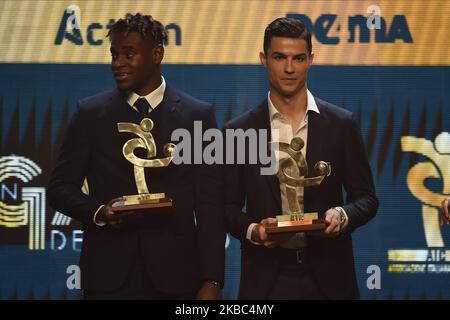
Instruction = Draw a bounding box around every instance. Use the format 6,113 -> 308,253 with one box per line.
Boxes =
196,281 -> 221,300
323,208 -> 342,236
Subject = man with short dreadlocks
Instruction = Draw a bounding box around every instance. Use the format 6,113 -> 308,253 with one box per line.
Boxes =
48,13 -> 225,299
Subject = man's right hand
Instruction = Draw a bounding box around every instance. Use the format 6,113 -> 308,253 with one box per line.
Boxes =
251,218 -> 293,248
97,197 -> 124,227
251,218 -> 271,244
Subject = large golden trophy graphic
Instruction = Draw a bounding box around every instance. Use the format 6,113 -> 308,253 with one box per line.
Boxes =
401,132 -> 450,246
265,137 -> 330,234
111,118 -> 176,217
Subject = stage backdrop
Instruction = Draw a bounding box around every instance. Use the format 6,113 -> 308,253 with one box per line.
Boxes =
0,0 -> 449,299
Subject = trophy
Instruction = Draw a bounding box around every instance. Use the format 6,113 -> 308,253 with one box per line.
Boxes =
111,118 -> 175,217
265,137 -> 330,234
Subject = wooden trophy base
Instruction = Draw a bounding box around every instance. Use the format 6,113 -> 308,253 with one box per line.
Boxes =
265,212 -> 326,234
111,193 -> 174,218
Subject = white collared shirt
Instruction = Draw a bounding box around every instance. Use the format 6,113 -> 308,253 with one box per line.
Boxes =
126,76 -> 166,113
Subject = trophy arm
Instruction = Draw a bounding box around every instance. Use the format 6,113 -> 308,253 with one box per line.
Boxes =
138,143 -> 176,167
277,158 -> 326,187
269,141 -> 290,151
277,158 -> 305,186
301,175 -> 326,187
123,140 -> 173,167
139,157 -> 173,167
117,122 -> 142,135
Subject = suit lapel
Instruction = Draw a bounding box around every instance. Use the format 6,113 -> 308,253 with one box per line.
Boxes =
156,84 -> 182,146
108,88 -> 134,119
305,112 -> 325,174
251,100 -> 281,210
304,98 -> 327,211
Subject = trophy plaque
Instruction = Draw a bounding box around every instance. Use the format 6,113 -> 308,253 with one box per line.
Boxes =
111,118 -> 175,217
265,137 -> 330,234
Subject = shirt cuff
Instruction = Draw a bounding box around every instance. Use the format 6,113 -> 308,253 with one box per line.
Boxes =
246,223 -> 262,245
93,205 -> 106,226
336,206 -> 349,229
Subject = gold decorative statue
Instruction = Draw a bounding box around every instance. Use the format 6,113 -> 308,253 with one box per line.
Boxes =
112,118 -> 175,215
266,137 -> 330,234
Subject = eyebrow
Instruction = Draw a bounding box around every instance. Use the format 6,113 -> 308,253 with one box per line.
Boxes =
271,52 -> 307,57
110,45 -> 136,51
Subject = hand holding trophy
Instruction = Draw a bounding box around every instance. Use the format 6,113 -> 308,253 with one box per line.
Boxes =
110,117 -> 176,217
265,137 -> 330,234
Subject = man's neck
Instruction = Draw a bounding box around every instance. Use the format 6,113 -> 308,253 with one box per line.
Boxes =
135,74 -> 163,96
270,86 -> 308,125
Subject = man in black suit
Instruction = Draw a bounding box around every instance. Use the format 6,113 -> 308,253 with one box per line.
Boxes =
48,13 -> 224,299
224,17 -> 378,299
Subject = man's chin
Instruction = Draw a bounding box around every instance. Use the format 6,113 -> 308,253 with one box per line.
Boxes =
278,85 -> 304,98
279,89 -> 301,98
116,82 -> 133,92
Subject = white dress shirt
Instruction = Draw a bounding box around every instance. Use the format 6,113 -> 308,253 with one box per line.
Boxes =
126,76 -> 166,112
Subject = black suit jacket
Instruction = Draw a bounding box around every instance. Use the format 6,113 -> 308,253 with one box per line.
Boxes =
224,97 -> 378,299
48,84 -> 225,294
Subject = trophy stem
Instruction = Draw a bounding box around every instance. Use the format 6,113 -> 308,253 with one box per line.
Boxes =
286,185 -> 301,213
134,166 -> 149,194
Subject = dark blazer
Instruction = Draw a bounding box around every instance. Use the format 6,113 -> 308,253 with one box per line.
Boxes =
48,84 -> 225,294
224,97 -> 378,299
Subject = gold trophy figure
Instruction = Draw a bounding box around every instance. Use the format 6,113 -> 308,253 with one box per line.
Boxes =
265,137 -> 330,234
111,118 -> 175,216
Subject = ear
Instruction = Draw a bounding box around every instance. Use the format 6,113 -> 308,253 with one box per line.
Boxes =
260,51 -> 267,67
153,44 -> 165,65
308,52 -> 314,68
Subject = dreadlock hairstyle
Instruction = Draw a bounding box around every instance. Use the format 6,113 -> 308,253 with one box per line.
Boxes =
107,12 -> 168,45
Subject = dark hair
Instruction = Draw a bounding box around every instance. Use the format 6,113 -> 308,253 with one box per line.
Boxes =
107,12 -> 168,45
263,17 -> 312,55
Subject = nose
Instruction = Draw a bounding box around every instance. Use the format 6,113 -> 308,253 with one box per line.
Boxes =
284,58 -> 294,74
112,54 -> 126,69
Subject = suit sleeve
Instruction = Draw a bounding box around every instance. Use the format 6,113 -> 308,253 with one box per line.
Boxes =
341,115 -> 379,234
223,124 -> 257,242
194,106 -> 225,285
47,103 -> 103,228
